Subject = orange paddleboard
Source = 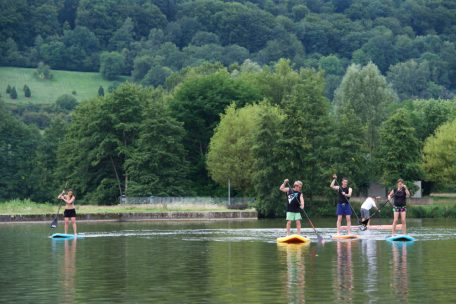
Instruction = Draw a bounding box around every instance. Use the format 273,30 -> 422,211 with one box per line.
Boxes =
341,224 -> 402,230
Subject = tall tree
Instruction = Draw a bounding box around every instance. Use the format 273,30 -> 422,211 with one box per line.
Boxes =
125,90 -> 189,196
334,62 -> 397,158
376,109 -> 422,187
170,70 -> 261,194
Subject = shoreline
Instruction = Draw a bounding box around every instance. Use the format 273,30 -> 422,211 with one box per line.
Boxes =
0,210 -> 258,223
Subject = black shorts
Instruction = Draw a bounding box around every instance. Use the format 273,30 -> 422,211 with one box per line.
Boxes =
64,209 -> 76,218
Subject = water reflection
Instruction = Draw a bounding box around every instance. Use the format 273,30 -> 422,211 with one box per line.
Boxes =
62,239 -> 77,304
334,241 -> 355,302
361,240 -> 378,296
391,242 -> 411,303
278,243 -> 309,304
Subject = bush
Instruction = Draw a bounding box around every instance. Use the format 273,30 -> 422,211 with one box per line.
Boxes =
98,86 -> 104,96
10,86 -> 17,99
55,94 -> 78,111
23,85 -> 31,97
6,85 -> 11,94
35,62 -> 53,80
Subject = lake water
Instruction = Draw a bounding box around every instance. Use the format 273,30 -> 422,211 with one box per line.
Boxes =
1,218 -> 456,303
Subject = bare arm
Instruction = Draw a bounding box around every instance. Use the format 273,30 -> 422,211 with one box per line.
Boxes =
387,189 -> 394,200
404,186 -> 411,197
63,196 -> 75,205
346,187 -> 352,198
330,178 -> 339,191
300,194 -> 305,209
279,179 -> 289,193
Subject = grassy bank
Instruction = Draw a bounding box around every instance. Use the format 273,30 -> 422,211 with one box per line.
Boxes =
304,199 -> 456,219
0,67 -> 123,104
0,199 -> 249,216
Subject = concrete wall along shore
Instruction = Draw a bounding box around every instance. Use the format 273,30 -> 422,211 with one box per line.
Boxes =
0,211 -> 258,223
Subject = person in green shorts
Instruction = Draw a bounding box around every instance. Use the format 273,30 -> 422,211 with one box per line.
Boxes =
280,179 -> 305,235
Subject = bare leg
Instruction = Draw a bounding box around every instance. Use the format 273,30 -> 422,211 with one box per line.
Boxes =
296,220 -> 301,235
401,212 -> 406,234
286,220 -> 291,235
346,215 -> 351,235
71,217 -> 77,235
392,211 -> 399,236
64,217 -> 69,234
336,215 -> 342,234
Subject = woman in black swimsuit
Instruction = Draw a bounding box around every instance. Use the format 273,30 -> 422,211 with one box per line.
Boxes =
388,179 -> 410,236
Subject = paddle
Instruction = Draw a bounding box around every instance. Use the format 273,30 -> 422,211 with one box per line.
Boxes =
50,184 -> 67,229
287,182 -> 324,243
333,177 -> 365,231
360,197 -> 393,227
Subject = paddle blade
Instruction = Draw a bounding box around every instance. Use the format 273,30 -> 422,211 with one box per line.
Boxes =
361,218 -> 369,226
50,217 -> 58,228
359,225 -> 367,231
317,234 -> 324,244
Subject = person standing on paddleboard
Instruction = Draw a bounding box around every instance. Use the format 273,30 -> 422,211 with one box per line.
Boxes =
58,190 -> 77,236
388,179 -> 410,236
360,197 -> 380,227
330,174 -> 353,235
280,179 -> 305,235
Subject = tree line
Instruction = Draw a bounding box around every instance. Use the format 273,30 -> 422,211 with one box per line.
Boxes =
1,59 -> 456,216
1,0 -> 456,100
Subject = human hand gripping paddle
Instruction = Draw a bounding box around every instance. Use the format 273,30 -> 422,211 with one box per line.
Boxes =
287,182 -> 324,243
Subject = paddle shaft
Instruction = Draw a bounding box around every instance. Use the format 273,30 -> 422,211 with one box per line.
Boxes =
286,182 -> 323,242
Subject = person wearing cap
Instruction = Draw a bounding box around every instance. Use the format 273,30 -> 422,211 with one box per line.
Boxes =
280,179 -> 305,235
388,179 -> 410,236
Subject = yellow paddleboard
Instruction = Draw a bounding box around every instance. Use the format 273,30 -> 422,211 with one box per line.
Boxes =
332,234 -> 359,240
277,234 -> 311,244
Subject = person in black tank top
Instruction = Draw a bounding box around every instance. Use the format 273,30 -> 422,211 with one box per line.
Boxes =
280,179 -> 305,235
330,174 -> 353,235
387,179 -> 410,236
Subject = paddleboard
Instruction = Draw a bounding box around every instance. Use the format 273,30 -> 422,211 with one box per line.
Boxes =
386,234 -> 415,242
50,233 -> 84,239
341,224 -> 402,230
277,234 -> 311,244
332,234 -> 359,240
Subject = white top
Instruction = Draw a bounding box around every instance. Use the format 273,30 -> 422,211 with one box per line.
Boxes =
361,197 -> 377,210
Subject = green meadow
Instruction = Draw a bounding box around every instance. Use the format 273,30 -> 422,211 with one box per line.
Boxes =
0,67 -> 125,104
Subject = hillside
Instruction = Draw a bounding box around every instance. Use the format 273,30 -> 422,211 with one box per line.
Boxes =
0,67 -> 122,104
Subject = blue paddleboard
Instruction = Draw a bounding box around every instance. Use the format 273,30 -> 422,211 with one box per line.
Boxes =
50,233 -> 84,239
386,234 -> 415,242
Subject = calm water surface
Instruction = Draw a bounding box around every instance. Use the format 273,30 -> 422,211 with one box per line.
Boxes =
1,219 -> 456,303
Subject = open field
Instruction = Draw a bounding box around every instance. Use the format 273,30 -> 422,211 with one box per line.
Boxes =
0,67 -> 126,104
0,199 -> 251,215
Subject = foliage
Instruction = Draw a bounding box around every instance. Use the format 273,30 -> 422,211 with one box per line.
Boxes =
377,109 -> 422,187
9,86 -> 17,99
334,62 -> 397,157
55,94 -> 78,111
35,62 -> 53,80
99,51 -> 124,80
23,84 -> 31,97
422,119 -> 456,188
98,86 -> 104,96
207,102 -> 284,194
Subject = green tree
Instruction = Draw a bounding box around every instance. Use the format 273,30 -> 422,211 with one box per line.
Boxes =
251,104 -> 287,217
6,85 -> 11,94
422,118 -> 456,188
10,86 -> 17,99
334,62 -> 397,158
108,17 -> 135,51
170,70 -> 261,194
376,109 -> 422,187
100,51 -> 124,80
98,86 -> 105,96
56,83 -> 148,204
23,85 -> 31,98
55,94 -> 78,111
35,62 -> 53,80
0,100 -> 40,200
207,102 -> 284,194
125,90 -> 189,196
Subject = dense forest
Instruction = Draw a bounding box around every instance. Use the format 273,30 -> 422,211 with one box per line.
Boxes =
1,0 -> 456,216
2,0 -> 456,99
